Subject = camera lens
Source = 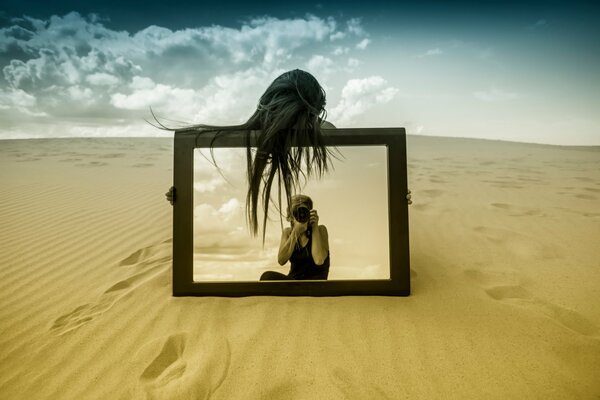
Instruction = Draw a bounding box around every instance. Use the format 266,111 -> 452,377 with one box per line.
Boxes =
293,205 -> 310,223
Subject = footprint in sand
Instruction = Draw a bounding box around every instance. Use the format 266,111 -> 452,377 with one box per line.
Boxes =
464,269 -> 599,337
132,332 -> 231,399
119,238 -> 172,267
140,333 -> 188,385
49,238 -> 172,336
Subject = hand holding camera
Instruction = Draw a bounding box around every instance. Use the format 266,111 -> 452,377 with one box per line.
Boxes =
292,205 -> 318,237
308,209 -> 319,228
292,204 -> 319,234
292,220 -> 308,237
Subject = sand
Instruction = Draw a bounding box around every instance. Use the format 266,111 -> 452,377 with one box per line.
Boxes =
0,135 -> 599,399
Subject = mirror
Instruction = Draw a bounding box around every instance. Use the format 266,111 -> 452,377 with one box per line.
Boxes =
192,146 -> 390,282
171,127 -> 410,296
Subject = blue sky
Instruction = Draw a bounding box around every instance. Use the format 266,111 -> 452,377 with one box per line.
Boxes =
1,1 -> 598,144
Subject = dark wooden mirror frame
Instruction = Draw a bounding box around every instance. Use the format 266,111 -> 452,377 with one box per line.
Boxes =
172,127 -> 410,296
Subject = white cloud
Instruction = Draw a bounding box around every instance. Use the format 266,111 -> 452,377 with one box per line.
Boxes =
347,58 -> 361,68
0,87 -> 47,116
329,76 -> 398,126
418,48 -> 443,57
332,46 -> 349,55
0,12 -> 372,138
110,76 -> 200,116
218,198 -> 242,219
67,85 -> 94,103
306,54 -> 335,75
192,198 -> 280,265
356,38 -> 371,50
194,177 -> 226,193
330,31 -> 346,41
0,87 -> 35,109
199,68 -> 277,123
194,199 -> 243,233
86,72 -> 120,86
346,18 -> 365,36
473,87 -> 520,102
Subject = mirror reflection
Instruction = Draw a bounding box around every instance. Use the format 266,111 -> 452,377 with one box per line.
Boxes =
193,146 -> 389,281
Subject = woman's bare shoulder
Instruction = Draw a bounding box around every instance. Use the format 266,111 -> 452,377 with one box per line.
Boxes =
320,120 -> 336,129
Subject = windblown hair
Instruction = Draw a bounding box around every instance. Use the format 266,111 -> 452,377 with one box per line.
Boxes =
156,69 -> 338,244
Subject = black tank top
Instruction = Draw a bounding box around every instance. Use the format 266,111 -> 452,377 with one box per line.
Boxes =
288,231 -> 330,280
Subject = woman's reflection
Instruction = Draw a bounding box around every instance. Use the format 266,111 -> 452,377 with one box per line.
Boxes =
260,194 -> 330,280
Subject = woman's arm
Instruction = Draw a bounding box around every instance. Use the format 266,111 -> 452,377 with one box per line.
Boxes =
311,225 -> 329,266
277,227 -> 299,266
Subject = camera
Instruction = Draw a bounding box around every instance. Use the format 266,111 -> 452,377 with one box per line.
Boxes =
293,205 -> 311,223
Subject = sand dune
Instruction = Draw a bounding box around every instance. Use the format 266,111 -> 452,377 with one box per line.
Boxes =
0,136 -> 599,399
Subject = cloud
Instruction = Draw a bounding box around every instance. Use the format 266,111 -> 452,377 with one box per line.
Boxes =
191,68 -> 277,124
346,18 -> 365,36
418,48 -> 443,57
194,198 -> 243,233
193,147 -> 246,194
110,76 -> 200,116
194,177 -> 226,193
306,54 -> 335,75
0,87 -> 46,116
86,72 -> 120,86
330,31 -> 346,41
329,76 -> 398,126
356,38 -> 370,50
347,58 -> 361,68
0,12 -> 377,138
332,46 -> 349,55
192,197 -> 281,271
473,87 -> 520,102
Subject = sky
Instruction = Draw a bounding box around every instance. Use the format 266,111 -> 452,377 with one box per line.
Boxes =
0,1 -> 599,145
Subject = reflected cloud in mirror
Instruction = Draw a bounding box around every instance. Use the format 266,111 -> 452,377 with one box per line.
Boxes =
193,146 -> 389,281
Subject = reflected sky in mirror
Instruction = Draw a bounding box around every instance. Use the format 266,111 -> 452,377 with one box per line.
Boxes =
193,146 -> 389,281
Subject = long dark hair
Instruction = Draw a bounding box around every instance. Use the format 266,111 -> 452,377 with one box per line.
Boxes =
155,69 -> 339,244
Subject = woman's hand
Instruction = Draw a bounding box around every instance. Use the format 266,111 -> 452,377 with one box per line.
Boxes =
292,221 -> 308,237
309,209 -> 319,228
165,186 -> 175,205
